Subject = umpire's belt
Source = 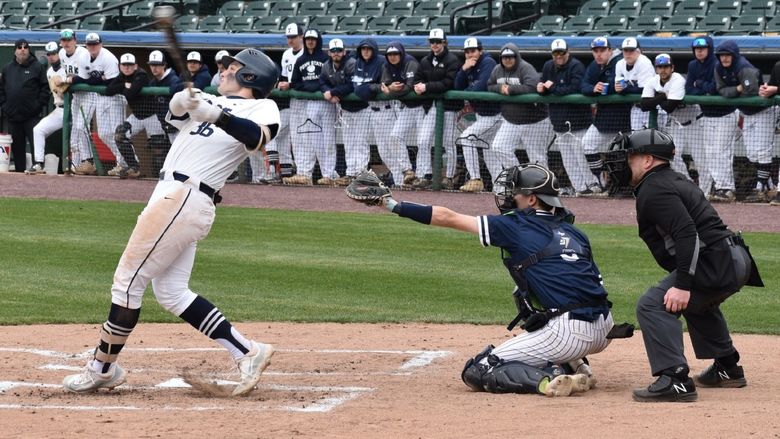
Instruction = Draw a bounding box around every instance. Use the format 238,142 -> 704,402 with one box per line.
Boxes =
371,105 -> 391,111
159,170 -> 217,200
679,113 -> 704,126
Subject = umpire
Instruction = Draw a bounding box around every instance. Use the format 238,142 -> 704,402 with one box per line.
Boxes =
604,129 -> 763,402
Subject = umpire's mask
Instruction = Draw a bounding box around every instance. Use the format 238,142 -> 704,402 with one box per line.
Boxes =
494,163 -> 563,214
604,129 -> 676,188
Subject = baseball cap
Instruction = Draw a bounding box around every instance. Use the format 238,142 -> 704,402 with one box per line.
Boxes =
464,37 -> 482,50
328,39 -> 344,52
59,29 -> 75,40
85,32 -> 101,45
148,50 -> 165,65
428,28 -> 446,42
120,53 -> 136,64
304,29 -> 318,39
186,51 -> 202,62
621,37 -> 639,50
654,53 -> 672,66
590,36 -> 610,49
500,48 -> 515,57
692,37 -> 708,48
386,45 -> 401,55
551,39 -> 567,52
45,41 -> 59,54
214,50 -> 229,63
285,22 -> 304,37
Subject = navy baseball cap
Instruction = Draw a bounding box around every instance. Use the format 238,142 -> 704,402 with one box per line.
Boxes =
591,36 -> 610,49
692,38 -> 708,48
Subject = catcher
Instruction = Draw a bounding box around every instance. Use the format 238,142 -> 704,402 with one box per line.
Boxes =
346,166 -> 621,397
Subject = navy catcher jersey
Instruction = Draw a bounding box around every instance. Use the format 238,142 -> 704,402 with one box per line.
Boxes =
478,210 -> 608,320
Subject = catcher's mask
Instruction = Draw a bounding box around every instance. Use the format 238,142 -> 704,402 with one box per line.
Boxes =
603,129 -> 676,188
494,163 -> 563,214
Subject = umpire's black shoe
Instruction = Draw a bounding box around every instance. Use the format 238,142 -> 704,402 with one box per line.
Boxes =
695,362 -> 747,388
632,375 -> 698,402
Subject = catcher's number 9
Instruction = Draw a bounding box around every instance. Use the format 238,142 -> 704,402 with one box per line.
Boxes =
345,170 -> 392,206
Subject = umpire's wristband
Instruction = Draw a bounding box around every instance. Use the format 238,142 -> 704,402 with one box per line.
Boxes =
394,201 -> 433,225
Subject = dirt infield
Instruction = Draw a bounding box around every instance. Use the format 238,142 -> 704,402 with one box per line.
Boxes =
1,173 -> 779,438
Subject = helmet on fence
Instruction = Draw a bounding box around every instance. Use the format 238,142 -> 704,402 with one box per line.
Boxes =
494,163 -> 563,213
221,48 -> 279,98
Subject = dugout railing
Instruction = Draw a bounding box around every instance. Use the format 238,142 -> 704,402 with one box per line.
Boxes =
62,84 -> 780,199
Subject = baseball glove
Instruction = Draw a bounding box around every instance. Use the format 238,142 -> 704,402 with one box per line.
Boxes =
49,75 -> 70,95
345,170 -> 392,206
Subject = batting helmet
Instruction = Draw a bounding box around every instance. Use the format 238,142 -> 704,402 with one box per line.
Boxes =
221,48 -> 279,98
494,163 -> 563,213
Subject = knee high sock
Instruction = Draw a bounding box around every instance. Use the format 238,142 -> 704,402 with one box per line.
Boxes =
179,295 -> 252,360
93,303 -> 140,373
585,153 -> 603,179
756,162 -> 771,190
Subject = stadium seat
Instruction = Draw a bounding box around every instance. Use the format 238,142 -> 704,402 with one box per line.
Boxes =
2,1 -> 28,15
661,14 -> 698,34
28,15 -> 56,29
270,2 -> 299,17
594,15 -> 630,34
254,15 -> 285,33
628,15 -> 664,35
356,1 -> 385,16
696,14 -> 731,33
428,15 -> 455,33
385,1 -> 416,16
328,1 -> 357,16
173,14 -> 199,31
309,15 -> 340,32
369,16 -> 400,33
674,0 -> 709,18
415,1 -> 444,17
76,1 -> 106,15
502,0 -> 541,22
218,1 -> 245,17
5,14 -> 30,29
227,15 -> 256,32
641,0 -> 676,18
298,1 -> 329,17
51,1 -> 80,16
442,0 -> 473,16
611,0 -> 642,17
79,14 -> 107,30
397,15 -> 430,35
764,16 -> 780,35
471,0 -> 503,19
744,0 -> 777,17
125,1 -> 154,17
578,0 -> 611,16
529,14 -> 565,34
27,1 -> 54,16
709,0 -> 743,17
199,15 -> 226,32
560,15 -> 595,35
721,14 -> 768,35
244,2 -> 272,16
335,15 -> 368,33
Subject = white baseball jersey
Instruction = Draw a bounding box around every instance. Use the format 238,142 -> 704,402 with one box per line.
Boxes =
164,93 -> 281,190
84,47 -> 119,82
642,72 -> 699,122
615,54 -> 655,89
59,46 -> 90,79
281,48 -> 303,81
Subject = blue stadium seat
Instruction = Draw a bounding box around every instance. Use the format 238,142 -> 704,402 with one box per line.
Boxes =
641,0 -> 676,18
661,14 -> 698,34
227,15 -> 256,32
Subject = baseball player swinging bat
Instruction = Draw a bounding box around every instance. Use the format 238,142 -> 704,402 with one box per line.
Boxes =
153,5 -> 194,97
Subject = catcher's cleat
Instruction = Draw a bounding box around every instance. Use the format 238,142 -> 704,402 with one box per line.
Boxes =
63,362 -> 127,393
542,374 -> 573,397
570,374 -> 596,393
233,341 -> 274,396
695,362 -> 746,388
632,375 -> 698,402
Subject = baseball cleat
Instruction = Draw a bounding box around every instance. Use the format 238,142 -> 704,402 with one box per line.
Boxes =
570,374 -> 596,393
232,341 -> 274,396
63,363 -> 127,393
632,375 -> 698,402
695,362 -> 747,388
459,178 -> 484,193
543,374 -> 573,397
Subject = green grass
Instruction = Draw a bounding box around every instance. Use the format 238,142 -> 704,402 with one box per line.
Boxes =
1,198 -> 777,334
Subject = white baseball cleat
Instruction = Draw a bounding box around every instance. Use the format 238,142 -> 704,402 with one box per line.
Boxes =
232,341 -> 274,396
571,373 -> 597,393
543,374 -> 573,397
63,363 -> 127,393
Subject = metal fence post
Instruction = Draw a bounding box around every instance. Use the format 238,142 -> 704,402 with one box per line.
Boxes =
431,99 -> 445,191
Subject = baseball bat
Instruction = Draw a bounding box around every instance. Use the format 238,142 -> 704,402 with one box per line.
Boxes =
152,5 -> 193,97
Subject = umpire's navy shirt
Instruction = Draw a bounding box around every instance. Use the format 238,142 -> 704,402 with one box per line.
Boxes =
478,210 -> 609,321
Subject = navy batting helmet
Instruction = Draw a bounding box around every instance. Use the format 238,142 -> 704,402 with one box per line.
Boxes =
222,48 -> 279,98
494,163 -> 563,213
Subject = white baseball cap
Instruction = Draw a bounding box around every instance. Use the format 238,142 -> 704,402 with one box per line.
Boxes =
463,37 -> 481,50
328,39 -> 344,51
214,50 -> 229,63
621,37 -> 639,50
304,29 -> 318,39
186,51 -> 202,62
428,28 -> 446,41
148,50 -> 165,65
85,32 -> 101,44
45,41 -> 59,54
285,22 -> 304,37
551,39 -> 567,52
120,53 -> 136,64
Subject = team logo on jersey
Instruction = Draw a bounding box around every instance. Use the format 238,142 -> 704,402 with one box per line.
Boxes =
307,64 -> 316,73
744,79 -> 750,87
561,254 -> 580,262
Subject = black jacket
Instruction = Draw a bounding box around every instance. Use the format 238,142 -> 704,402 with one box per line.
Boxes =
106,68 -> 155,118
0,55 -> 49,122
150,68 -> 182,131
320,55 -> 365,112
539,56 -> 592,133
416,45 -> 461,111
634,164 -> 736,292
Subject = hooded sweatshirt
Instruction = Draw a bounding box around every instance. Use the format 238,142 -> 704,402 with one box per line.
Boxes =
454,51 -> 498,116
320,53 -> 365,112
381,41 -> 423,109
581,49 -> 631,132
172,63 -> 211,92
686,35 -> 734,117
352,38 -> 386,103
416,43 -> 461,112
714,40 -> 764,116
486,43 -> 547,125
291,29 -> 329,92
540,55 -> 592,133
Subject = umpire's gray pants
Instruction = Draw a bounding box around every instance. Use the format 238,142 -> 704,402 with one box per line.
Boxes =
636,244 -> 751,376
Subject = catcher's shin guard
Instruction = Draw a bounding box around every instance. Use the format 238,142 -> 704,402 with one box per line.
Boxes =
461,345 -> 495,391
114,122 -> 139,169
482,360 -> 552,394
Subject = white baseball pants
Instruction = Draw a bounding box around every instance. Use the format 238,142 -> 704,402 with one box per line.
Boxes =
701,112 -> 739,191
554,128 -> 598,193
456,114 -> 502,181
485,117 -> 554,186
32,106 -> 64,163
742,107 -> 776,165
339,108 -> 370,177
385,101 -> 419,184
290,99 -> 337,179
416,106 -> 457,179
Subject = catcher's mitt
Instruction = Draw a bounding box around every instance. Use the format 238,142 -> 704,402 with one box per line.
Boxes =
345,170 -> 392,206
49,75 -> 70,95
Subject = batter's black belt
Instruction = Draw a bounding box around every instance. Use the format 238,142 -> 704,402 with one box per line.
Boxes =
159,170 -> 221,203
679,113 -> 704,126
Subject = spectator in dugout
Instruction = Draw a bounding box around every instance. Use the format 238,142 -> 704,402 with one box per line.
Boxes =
148,50 -> 182,171
210,50 -> 230,87
172,51 -> 211,92
758,58 -> 780,206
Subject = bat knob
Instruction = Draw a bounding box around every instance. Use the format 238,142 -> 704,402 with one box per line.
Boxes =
152,5 -> 176,19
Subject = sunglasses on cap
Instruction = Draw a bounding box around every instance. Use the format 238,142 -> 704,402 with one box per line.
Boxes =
693,38 -> 708,47
428,39 -> 443,44
552,50 -> 567,56
329,47 -> 344,53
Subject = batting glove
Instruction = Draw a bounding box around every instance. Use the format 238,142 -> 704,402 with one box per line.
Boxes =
169,88 -> 202,116
187,97 -> 224,124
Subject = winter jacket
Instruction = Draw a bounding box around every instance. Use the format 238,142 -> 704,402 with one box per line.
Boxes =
581,50 -> 631,132
539,56 -> 592,132
320,55 -> 365,112
291,29 -> 329,92
486,43 -> 546,124
352,38 -> 386,102
380,41 -> 423,108
105,67 -> 155,118
172,63 -> 211,92
686,35 -> 734,117
454,52 -> 499,116
714,40 -> 764,116
0,54 -> 49,122
150,68 -> 182,131
416,45 -> 461,112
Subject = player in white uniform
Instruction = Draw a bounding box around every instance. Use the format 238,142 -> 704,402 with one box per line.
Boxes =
614,38 -> 655,131
62,49 -> 280,397
26,42 -> 67,175
640,54 -> 704,187
255,22 -> 304,184
57,29 -> 90,169
210,50 -> 229,87
63,32 -> 125,175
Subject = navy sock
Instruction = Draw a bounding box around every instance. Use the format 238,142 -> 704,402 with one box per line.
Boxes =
179,295 -> 250,356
